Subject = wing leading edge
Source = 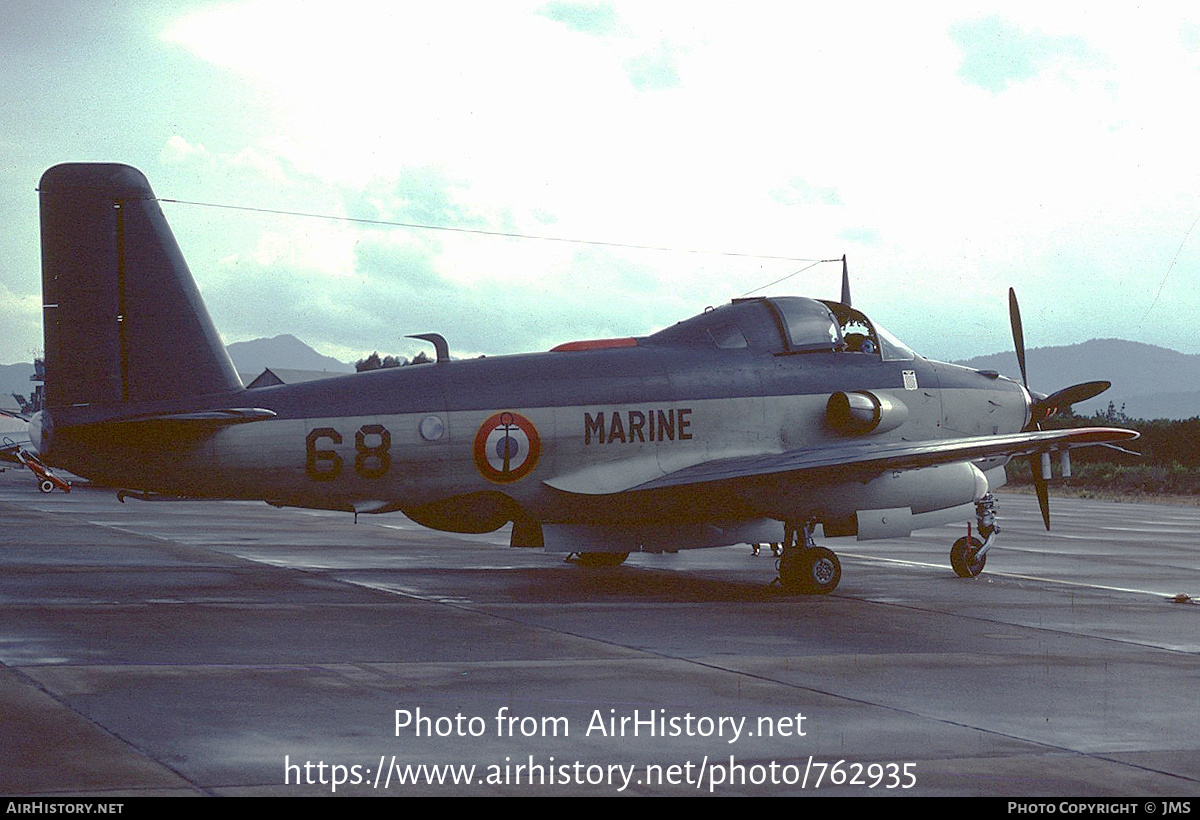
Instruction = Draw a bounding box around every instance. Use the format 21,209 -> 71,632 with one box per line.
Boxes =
611,427 -> 1139,495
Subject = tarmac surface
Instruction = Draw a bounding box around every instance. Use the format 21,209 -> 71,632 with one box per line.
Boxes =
1,465 -> 1197,797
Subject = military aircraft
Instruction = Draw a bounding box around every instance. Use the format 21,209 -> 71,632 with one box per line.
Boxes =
30,163 -> 1138,593
1,411 -> 71,493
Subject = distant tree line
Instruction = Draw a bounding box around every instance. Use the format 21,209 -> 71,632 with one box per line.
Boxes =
354,350 -> 431,372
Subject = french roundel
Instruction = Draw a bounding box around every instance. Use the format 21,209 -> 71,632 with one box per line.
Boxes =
473,412 -> 541,483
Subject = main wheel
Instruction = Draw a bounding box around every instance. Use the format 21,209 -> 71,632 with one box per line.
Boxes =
950,536 -> 986,578
780,547 -> 841,594
575,552 -> 629,567
38,479 -> 55,494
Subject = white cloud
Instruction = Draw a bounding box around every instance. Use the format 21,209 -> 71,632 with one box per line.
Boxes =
160,134 -> 212,165
0,284 -> 43,363
4,2 -> 1200,365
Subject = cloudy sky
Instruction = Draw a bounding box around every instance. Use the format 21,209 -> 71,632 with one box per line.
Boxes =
3,1 -> 1200,367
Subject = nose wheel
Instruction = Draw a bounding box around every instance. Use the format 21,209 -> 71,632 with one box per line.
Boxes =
950,536 -> 986,577
950,494 -> 998,578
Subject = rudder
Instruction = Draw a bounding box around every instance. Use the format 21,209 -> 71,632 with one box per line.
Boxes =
39,163 -> 242,410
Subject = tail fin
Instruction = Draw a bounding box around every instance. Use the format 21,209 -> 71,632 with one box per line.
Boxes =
39,163 -> 242,410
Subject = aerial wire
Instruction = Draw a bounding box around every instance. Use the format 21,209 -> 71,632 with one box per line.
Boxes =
738,259 -> 841,297
159,197 -> 828,264
1141,208 -> 1200,323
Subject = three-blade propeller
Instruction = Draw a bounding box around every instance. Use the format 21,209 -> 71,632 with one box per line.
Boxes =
1008,288 -> 1111,530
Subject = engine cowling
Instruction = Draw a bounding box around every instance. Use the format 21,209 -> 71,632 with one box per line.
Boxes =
826,391 -> 908,435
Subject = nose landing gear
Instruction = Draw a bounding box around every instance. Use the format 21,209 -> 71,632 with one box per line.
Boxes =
951,494 -> 998,579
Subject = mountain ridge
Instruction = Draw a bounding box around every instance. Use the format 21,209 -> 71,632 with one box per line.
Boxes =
953,338 -> 1200,420
225,334 -> 354,375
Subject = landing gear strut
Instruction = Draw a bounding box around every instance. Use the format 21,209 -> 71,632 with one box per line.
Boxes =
778,521 -> 841,594
951,494 -> 999,578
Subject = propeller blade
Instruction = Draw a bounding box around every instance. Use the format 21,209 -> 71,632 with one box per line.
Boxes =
1008,288 -> 1028,389
1032,458 -> 1051,530
1031,380 -> 1111,422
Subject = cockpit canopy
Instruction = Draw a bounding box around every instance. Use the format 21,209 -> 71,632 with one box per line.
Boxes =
648,296 -> 915,361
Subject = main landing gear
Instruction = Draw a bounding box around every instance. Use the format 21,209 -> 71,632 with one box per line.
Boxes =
777,521 -> 841,594
950,494 -> 999,579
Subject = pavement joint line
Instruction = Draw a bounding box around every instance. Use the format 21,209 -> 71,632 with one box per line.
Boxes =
843,552 -> 1182,599
308,563 -> 1197,772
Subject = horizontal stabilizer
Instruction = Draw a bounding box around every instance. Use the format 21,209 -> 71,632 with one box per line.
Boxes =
112,408 -> 276,425
91,407 -> 277,429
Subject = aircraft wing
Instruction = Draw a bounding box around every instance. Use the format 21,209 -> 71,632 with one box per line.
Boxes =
551,427 -> 1137,496
633,427 -> 1137,492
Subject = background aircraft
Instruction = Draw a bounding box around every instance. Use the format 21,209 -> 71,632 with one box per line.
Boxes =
30,163 -> 1137,593
0,411 -> 70,494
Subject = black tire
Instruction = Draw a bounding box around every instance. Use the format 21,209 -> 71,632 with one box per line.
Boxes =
780,547 -> 841,594
950,536 -> 986,578
576,552 -> 630,567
